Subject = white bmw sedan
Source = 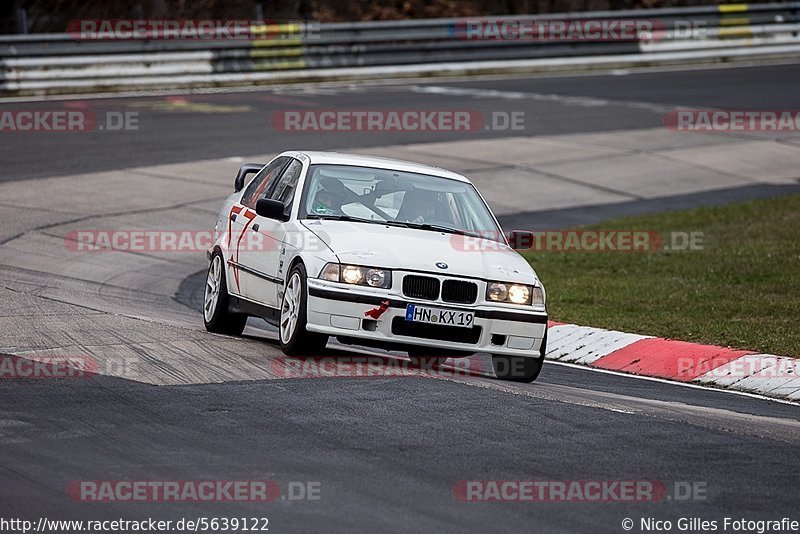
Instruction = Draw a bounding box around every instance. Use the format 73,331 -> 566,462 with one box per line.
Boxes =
204,151 -> 548,382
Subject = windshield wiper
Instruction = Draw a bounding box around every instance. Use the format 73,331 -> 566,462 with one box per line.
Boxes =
403,222 -> 479,237
305,214 -> 388,225
306,214 -> 360,222
380,220 -> 412,229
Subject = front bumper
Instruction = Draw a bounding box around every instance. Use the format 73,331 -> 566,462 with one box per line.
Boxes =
306,279 -> 547,357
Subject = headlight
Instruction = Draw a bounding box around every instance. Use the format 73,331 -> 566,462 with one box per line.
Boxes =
365,268 -> 389,288
320,263 -> 392,289
487,282 -> 544,306
508,284 -> 530,304
487,282 -> 509,302
321,263 -> 340,282
342,265 -> 363,285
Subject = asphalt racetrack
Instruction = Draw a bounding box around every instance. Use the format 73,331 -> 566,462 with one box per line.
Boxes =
1,62 -> 799,533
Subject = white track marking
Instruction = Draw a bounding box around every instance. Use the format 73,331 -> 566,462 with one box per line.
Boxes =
545,359 -> 800,407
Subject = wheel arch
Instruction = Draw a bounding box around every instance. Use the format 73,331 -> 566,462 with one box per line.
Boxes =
209,244 -> 237,297
285,254 -> 306,283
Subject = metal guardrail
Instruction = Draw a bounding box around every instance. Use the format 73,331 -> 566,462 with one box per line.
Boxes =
1,3 -> 799,96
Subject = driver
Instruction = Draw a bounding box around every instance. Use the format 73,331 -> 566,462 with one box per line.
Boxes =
400,188 -> 438,224
311,177 -> 348,215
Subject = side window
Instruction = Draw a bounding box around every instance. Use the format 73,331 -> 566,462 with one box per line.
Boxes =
240,156 -> 289,208
264,159 -> 304,217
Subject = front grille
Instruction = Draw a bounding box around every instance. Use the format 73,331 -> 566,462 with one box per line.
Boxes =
441,280 -> 478,304
403,275 -> 440,300
391,317 -> 482,344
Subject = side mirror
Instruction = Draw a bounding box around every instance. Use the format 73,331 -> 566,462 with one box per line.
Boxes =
508,230 -> 534,251
235,163 -> 265,192
256,198 -> 288,221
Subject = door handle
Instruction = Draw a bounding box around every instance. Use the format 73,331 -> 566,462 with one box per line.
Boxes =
252,223 -> 260,232
230,213 -> 237,221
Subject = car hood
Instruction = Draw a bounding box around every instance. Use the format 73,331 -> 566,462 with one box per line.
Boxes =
301,220 -> 539,285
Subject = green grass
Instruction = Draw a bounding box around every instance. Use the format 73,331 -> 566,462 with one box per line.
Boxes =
523,194 -> 800,356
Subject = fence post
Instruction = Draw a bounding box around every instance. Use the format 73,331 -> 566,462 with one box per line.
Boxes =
16,8 -> 28,34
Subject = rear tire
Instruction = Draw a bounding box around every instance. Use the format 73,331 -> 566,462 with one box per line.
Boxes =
203,252 -> 247,336
279,263 -> 329,355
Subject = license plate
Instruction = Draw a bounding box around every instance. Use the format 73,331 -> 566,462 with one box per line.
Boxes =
405,304 -> 474,328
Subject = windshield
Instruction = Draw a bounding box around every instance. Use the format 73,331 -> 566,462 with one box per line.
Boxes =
300,164 -> 503,240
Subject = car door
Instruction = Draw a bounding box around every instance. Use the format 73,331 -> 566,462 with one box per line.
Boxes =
227,156 -> 289,298
239,157 -> 305,308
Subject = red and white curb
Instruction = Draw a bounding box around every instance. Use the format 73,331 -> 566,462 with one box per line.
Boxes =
545,322 -> 800,402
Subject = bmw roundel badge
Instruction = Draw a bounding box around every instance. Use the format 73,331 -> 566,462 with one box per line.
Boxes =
436,262 -> 448,269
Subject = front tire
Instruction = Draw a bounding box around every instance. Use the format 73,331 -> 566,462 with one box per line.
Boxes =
491,355 -> 543,383
279,263 -> 329,355
203,252 -> 247,336
492,330 -> 547,383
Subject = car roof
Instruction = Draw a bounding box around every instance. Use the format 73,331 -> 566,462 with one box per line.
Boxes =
282,151 -> 471,183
